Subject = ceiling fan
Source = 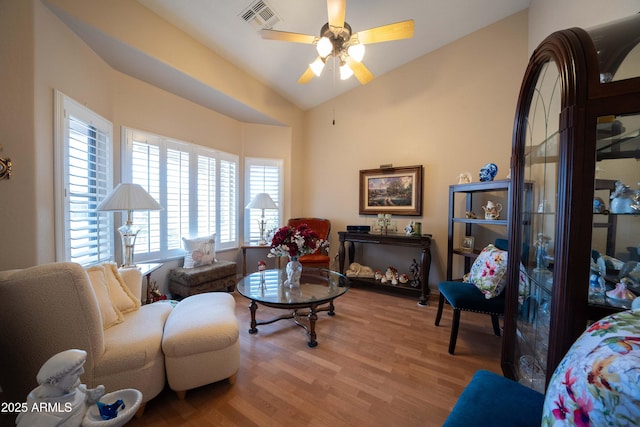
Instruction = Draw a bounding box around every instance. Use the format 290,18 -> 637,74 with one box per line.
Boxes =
261,0 -> 414,85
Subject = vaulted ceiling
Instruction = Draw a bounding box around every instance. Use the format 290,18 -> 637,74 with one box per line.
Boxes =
136,0 -> 531,111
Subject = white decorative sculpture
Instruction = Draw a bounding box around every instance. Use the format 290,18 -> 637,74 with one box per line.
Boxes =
457,172 -> 472,184
404,221 -> 415,235
16,349 -> 105,427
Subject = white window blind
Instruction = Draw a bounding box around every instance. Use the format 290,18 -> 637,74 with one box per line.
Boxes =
244,158 -> 283,243
197,155 -> 217,238
219,159 -> 238,245
123,127 -> 239,261
131,142 -> 161,254
54,91 -> 114,266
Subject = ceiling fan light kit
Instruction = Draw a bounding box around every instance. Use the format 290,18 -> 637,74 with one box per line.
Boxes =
261,0 -> 414,85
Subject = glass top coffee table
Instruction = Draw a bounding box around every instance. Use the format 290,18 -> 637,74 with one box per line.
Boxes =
236,268 -> 350,347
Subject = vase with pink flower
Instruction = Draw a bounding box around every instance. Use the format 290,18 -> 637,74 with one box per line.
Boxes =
268,223 -> 327,288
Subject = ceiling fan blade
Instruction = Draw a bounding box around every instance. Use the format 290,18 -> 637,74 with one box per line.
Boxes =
298,66 -> 315,84
327,0 -> 346,29
261,29 -> 316,44
346,56 -> 374,85
356,20 -> 415,44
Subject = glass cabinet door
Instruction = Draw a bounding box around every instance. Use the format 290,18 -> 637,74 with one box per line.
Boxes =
514,60 -> 561,392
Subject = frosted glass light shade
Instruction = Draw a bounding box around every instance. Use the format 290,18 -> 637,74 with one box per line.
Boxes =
340,63 -> 354,80
348,44 -> 365,62
310,57 -> 325,76
316,37 -> 333,58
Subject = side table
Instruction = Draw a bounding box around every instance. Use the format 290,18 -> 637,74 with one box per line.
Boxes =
338,232 -> 432,305
241,243 -> 278,276
137,262 -> 163,304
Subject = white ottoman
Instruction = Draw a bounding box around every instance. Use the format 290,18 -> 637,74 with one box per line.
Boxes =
162,293 -> 240,399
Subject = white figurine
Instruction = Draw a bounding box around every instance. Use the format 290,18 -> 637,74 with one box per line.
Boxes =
457,172 -> 472,184
16,349 -> 105,427
404,221 -> 415,236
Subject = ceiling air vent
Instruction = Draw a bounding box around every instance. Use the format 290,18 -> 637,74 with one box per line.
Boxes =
239,0 -> 281,31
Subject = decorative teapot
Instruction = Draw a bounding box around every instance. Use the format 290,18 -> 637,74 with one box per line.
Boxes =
482,200 -> 502,220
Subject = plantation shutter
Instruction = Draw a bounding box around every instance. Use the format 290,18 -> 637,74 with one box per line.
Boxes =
245,158 -> 282,244
55,91 -> 114,266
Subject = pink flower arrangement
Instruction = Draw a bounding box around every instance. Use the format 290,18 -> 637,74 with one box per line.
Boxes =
268,223 -> 327,259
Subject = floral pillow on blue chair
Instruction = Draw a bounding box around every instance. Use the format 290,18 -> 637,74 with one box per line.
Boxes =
542,309 -> 640,426
464,244 -> 508,299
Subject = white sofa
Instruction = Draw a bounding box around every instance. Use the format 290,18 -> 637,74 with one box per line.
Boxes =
0,262 -> 172,414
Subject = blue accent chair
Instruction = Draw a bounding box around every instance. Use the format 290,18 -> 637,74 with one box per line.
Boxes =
443,370 -> 544,427
435,239 -> 508,354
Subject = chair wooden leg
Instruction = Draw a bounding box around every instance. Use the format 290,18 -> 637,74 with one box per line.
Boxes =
449,309 -> 461,355
491,315 -> 501,336
435,293 -> 445,326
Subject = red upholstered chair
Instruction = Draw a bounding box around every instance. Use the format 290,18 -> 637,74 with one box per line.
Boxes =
286,218 -> 331,268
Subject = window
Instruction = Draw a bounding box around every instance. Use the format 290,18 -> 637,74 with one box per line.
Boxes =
54,91 -> 114,266
123,127 -> 239,261
244,157 -> 283,243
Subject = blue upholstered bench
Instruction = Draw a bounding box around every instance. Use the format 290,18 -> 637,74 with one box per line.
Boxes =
443,370 -> 544,427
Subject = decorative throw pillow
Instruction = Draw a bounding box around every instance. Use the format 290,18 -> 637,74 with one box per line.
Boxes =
86,265 -> 124,329
541,309 -> 640,426
182,234 -> 216,268
465,244 -> 508,299
102,262 -> 141,314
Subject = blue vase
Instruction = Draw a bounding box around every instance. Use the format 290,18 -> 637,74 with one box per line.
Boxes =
479,163 -> 498,182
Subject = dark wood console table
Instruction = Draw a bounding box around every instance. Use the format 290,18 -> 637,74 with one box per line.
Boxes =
338,231 -> 432,305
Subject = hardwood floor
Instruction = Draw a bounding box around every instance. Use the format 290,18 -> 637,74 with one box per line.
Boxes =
128,288 -> 503,427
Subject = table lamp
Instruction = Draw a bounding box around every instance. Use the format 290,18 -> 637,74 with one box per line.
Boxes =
246,192 -> 278,245
96,183 -> 162,267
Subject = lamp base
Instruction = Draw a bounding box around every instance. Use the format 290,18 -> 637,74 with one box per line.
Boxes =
118,221 -> 140,268
258,218 -> 269,247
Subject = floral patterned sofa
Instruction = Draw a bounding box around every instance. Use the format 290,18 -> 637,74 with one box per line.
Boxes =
444,308 -> 640,427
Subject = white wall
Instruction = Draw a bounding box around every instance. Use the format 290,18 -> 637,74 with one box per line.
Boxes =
528,0 -> 640,53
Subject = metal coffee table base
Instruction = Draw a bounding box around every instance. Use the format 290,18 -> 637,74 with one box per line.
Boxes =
247,300 -> 336,347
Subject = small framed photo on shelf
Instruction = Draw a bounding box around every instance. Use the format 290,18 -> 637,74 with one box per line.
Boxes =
461,236 -> 475,252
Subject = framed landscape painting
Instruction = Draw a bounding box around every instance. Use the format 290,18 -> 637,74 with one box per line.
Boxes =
359,165 -> 423,216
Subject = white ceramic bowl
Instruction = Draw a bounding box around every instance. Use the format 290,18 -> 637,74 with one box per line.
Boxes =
83,389 -> 142,427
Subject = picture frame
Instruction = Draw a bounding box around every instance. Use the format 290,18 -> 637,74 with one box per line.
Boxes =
461,236 -> 475,252
359,165 -> 423,216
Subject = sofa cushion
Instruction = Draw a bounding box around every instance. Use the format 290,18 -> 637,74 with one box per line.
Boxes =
542,309 -> 640,426
103,263 -> 140,314
86,265 -> 124,329
182,234 -> 216,268
96,303 -> 172,376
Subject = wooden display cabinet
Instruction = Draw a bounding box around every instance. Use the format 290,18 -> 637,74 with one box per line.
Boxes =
501,14 -> 640,390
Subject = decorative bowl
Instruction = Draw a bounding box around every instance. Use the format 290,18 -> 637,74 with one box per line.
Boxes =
83,388 -> 142,427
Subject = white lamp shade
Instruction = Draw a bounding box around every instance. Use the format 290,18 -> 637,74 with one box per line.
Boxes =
245,192 -> 278,210
96,183 -> 162,211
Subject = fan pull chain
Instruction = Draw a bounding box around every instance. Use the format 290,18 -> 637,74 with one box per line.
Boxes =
332,56 -> 337,125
